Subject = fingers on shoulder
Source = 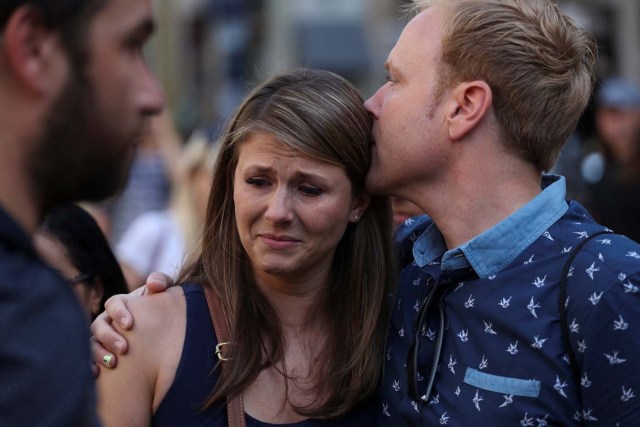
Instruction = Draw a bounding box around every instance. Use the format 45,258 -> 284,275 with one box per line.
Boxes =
120,288 -> 185,337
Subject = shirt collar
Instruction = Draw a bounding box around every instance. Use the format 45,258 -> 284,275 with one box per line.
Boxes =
412,175 -> 568,278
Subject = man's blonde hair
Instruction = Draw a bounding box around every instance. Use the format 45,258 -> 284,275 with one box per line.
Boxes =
412,0 -> 597,171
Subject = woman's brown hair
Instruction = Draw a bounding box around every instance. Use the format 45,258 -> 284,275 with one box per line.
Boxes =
178,69 -> 396,417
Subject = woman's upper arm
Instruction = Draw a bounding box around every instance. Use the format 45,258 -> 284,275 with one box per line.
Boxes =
96,289 -> 185,426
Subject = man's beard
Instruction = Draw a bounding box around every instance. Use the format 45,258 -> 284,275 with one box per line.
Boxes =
29,71 -> 137,217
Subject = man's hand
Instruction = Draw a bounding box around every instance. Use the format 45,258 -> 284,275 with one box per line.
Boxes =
90,272 -> 174,375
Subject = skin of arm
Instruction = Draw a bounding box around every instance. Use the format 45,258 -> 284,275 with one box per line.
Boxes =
96,286 -> 186,426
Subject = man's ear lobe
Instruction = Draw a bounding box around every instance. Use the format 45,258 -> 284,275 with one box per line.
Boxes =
447,81 -> 493,141
3,6 -> 65,96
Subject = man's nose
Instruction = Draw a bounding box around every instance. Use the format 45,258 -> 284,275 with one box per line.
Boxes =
139,66 -> 165,117
364,85 -> 385,120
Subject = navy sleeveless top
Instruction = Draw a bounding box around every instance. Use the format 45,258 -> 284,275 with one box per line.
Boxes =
153,284 -> 376,427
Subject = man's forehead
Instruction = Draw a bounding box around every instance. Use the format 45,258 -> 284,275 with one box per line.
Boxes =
397,6 -> 440,46
409,0 -> 447,14
385,5 -> 445,72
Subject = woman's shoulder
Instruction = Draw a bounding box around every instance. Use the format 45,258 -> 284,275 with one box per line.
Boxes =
128,285 -> 185,321
116,286 -> 187,353
96,285 -> 188,425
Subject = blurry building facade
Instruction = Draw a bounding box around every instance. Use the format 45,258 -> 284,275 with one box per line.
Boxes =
148,0 -> 640,140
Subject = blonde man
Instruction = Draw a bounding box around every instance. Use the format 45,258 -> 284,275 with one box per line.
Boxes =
366,0 -> 638,425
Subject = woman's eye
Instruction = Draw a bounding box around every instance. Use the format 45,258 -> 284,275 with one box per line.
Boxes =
246,178 -> 269,188
300,186 -> 323,196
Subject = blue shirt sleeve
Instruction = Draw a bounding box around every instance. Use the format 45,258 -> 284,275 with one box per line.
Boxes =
568,241 -> 640,424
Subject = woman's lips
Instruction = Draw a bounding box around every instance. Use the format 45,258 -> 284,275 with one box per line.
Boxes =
259,234 -> 301,250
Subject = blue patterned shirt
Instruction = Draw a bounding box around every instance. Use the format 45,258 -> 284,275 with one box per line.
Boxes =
379,175 -> 640,426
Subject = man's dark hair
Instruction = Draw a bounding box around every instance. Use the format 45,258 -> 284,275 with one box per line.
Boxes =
1,0 -> 107,67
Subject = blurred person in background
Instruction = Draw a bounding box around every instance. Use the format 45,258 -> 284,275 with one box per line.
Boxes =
581,78 -> 640,242
104,110 -> 180,245
0,0 -> 163,424
36,204 -> 129,321
117,132 -> 218,290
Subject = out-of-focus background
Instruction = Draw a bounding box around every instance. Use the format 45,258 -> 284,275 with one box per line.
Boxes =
149,0 -> 640,138
97,0 -> 640,290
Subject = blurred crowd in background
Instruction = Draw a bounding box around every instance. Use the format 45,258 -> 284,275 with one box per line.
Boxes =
147,0 -> 640,133
85,0 -> 640,291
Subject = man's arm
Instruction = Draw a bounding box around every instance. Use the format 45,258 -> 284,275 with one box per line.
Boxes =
573,269 -> 640,424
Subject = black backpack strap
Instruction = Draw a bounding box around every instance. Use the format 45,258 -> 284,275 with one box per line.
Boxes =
559,229 -> 612,423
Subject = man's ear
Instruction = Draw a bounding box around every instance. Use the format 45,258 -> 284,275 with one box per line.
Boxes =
2,6 -> 66,96
446,81 -> 493,141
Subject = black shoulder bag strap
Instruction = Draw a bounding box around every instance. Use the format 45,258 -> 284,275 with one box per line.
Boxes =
559,229 -> 612,424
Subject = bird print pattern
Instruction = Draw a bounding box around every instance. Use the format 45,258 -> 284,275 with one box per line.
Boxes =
380,201 -> 640,426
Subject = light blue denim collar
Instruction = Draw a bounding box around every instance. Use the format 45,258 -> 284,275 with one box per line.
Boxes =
412,175 -> 568,278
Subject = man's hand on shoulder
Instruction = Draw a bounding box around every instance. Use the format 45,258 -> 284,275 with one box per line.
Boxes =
90,272 -> 175,375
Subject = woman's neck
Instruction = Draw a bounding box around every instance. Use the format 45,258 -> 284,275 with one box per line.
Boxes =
243,272 -> 331,422
253,272 -> 328,333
